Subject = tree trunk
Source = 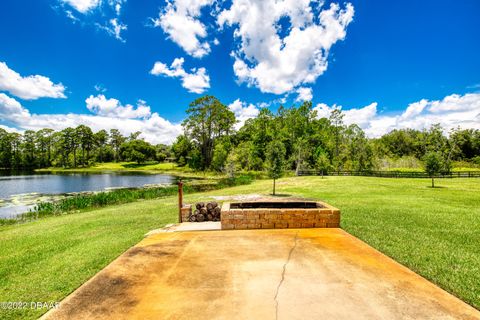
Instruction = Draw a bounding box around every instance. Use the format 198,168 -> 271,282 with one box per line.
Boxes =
432,177 -> 435,188
273,178 -> 276,195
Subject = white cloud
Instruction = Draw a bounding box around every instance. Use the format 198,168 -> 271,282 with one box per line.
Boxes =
86,94 -> 151,119
106,18 -> 127,42
62,0 -> 101,13
94,83 -> 107,92
0,124 -> 23,134
150,58 -> 210,94
65,10 -> 80,22
313,93 -> 480,137
228,99 -> 260,129
110,0 -> 124,15
153,0 -> 214,58
218,1 -> 354,94
0,62 -> 66,100
399,99 -> 427,121
61,0 -> 127,42
295,87 -> 313,102
466,83 -> 480,90
0,93 -> 31,122
0,93 -> 181,144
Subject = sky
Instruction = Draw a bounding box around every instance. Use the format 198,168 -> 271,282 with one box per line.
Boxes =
0,0 -> 479,144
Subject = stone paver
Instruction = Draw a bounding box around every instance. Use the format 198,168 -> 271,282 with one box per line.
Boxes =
42,228 -> 480,320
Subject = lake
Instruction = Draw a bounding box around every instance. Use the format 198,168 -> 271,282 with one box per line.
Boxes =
0,172 -> 177,219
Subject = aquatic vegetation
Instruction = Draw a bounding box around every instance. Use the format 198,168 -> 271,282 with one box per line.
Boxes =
1,175 -> 254,224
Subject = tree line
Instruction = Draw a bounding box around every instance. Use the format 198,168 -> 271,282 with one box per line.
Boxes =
0,126 -> 172,169
1,95 -> 480,172
172,96 -> 480,174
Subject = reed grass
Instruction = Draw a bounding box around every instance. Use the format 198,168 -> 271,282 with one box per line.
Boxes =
1,175 -> 253,225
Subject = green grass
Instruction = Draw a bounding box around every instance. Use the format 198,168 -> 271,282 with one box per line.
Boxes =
36,161 -> 480,176
1,176 -> 479,319
37,161 -> 179,171
385,167 -> 480,172
35,161 -> 215,178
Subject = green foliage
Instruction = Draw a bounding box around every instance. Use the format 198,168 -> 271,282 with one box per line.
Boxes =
0,126 -> 169,170
110,129 -> 126,162
424,152 -> 443,176
266,140 -> 286,195
211,140 -> 230,172
171,135 -> 192,166
155,144 -> 172,162
266,140 -> 286,179
182,95 -> 235,169
423,151 -> 443,187
120,139 -> 156,164
188,148 -> 203,170
1,95 -> 480,173
315,149 -> 331,174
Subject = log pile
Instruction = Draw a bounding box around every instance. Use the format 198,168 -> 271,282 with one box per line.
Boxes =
189,202 -> 221,222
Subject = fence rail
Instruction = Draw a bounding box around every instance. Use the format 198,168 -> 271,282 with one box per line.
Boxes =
297,170 -> 480,178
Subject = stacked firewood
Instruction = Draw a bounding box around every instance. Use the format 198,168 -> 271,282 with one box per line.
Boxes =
189,202 -> 221,222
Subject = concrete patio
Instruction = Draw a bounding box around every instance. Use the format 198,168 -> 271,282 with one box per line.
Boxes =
43,227 -> 479,319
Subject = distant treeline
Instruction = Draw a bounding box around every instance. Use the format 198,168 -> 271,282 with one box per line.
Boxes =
1,95 -> 480,172
0,127 -> 172,169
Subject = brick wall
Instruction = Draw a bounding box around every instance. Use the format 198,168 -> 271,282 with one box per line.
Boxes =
221,201 -> 340,230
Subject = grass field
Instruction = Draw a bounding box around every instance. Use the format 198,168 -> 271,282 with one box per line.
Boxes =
36,161 -> 480,174
35,161 -> 208,177
1,176 -> 479,319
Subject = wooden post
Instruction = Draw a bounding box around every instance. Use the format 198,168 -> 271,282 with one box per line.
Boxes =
178,180 -> 183,223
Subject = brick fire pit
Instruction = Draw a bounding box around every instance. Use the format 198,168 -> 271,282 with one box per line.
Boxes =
221,200 -> 340,230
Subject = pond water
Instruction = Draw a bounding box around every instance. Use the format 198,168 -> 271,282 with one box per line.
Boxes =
0,172 -> 177,219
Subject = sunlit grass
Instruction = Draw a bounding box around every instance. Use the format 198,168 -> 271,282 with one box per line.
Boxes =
1,176 -> 479,319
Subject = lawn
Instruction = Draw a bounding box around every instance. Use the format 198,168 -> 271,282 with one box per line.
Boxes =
35,161 -> 202,176
36,160 -> 480,174
1,176 -> 479,319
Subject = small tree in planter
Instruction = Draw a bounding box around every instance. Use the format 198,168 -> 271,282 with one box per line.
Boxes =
424,151 -> 442,188
266,140 -> 286,195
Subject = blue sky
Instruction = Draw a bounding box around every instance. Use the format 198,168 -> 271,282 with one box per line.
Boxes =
0,0 -> 479,143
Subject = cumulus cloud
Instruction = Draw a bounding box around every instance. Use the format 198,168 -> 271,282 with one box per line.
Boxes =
228,99 -> 260,129
0,93 -> 31,122
86,94 -> 151,118
150,58 -> 210,94
0,62 -> 66,100
218,1 -> 354,94
295,87 -> 313,102
0,93 -> 181,144
153,0 -> 214,58
62,0 -> 101,13
0,124 -> 23,134
313,93 -> 480,137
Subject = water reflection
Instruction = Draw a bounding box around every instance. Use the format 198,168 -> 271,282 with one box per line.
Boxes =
0,172 -> 177,218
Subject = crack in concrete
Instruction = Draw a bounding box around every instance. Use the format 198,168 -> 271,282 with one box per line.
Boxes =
274,231 -> 299,320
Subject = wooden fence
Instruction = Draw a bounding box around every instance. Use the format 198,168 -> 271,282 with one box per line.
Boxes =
297,170 -> 480,178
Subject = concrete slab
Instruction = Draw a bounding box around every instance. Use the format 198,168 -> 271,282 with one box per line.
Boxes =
145,222 -> 222,235
43,229 -> 479,320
